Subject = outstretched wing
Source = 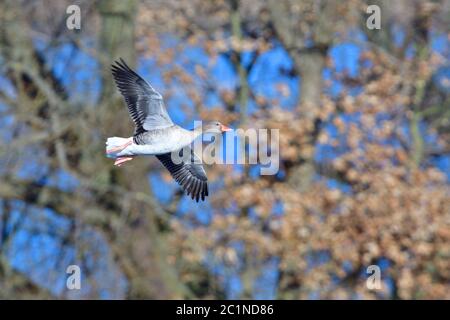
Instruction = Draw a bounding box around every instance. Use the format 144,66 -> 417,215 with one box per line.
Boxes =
111,58 -> 173,134
156,147 -> 208,202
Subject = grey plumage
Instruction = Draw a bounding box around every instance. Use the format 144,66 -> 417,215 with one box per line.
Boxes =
156,147 -> 208,202
111,58 -> 174,135
111,59 -> 209,202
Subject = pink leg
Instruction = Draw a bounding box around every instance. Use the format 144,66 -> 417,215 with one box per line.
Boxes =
107,138 -> 133,154
114,156 -> 134,167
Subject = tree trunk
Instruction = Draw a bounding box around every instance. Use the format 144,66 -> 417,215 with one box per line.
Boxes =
268,0 -> 332,191
96,0 -> 189,299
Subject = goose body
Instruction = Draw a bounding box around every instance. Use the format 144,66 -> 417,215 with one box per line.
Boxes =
110,126 -> 196,157
105,59 -> 231,202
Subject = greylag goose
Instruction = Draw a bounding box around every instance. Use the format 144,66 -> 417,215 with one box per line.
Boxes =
106,59 -> 231,202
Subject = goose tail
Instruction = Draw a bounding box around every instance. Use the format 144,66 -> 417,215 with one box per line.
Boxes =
106,137 -> 133,158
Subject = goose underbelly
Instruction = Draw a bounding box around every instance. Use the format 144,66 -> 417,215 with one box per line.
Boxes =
116,136 -> 192,157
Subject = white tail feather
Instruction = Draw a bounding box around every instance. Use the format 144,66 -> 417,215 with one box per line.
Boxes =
106,137 -> 131,158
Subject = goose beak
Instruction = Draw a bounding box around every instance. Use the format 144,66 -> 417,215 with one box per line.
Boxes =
220,124 -> 232,132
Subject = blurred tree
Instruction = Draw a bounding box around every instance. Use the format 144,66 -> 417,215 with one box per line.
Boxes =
0,0 -> 192,299
0,0 -> 449,300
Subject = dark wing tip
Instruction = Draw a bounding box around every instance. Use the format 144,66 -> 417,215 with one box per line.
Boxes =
111,58 -> 124,70
187,181 -> 208,202
111,58 -> 134,76
119,57 -> 128,68
183,176 -> 208,202
156,153 -> 208,202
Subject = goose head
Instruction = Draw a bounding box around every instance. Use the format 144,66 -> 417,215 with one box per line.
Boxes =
198,121 -> 232,134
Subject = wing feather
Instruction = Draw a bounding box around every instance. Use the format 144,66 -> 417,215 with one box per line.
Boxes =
111,58 -> 173,134
156,148 -> 208,202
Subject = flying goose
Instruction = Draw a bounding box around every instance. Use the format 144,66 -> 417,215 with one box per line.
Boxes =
105,59 -> 231,202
